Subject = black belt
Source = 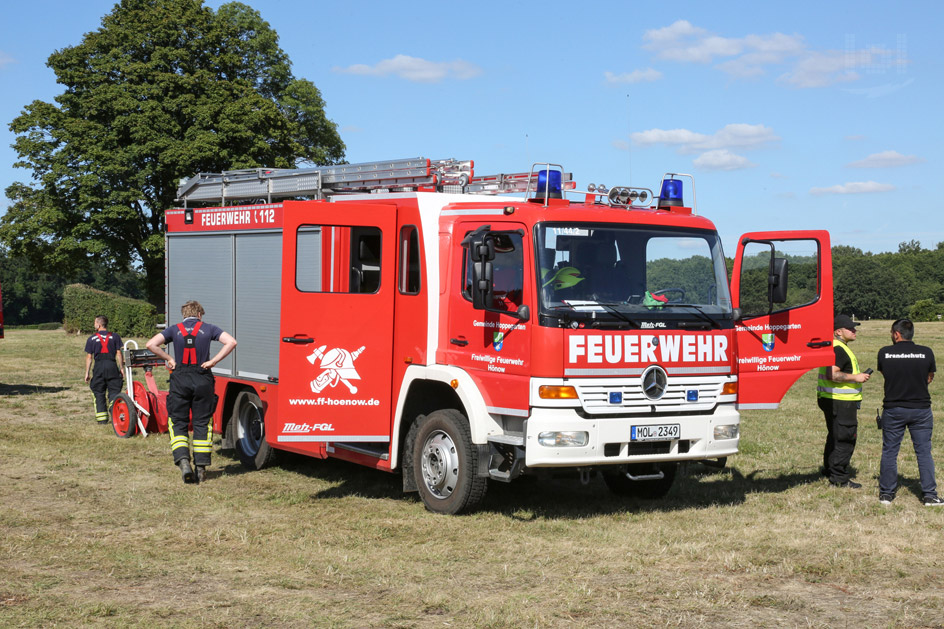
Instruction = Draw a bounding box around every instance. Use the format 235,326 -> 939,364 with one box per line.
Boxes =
94,355 -> 117,362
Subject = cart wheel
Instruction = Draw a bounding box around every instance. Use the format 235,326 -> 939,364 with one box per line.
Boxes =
111,393 -> 138,438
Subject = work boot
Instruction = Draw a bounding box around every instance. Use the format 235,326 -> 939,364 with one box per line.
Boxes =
178,459 -> 196,484
196,466 -> 206,484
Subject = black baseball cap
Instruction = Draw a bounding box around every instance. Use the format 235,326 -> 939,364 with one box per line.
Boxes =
834,314 -> 860,331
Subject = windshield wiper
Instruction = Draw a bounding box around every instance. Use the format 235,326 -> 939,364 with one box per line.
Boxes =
666,303 -> 721,329
591,302 -> 642,329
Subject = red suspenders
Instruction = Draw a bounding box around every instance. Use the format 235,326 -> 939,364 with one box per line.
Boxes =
176,321 -> 203,365
96,332 -> 110,355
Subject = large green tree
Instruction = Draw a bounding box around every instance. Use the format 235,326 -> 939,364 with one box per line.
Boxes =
2,0 -> 344,306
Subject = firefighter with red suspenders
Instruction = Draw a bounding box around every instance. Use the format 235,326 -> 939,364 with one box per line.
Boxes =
84,315 -> 124,424
147,300 -> 237,484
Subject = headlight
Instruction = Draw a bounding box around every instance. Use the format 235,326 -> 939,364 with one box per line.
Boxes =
713,424 -> 739,440
538,431 -> 589,447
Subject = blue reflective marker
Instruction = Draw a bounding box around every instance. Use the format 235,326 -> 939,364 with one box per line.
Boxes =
609,391 -> 623,404
686,390 -> 699,402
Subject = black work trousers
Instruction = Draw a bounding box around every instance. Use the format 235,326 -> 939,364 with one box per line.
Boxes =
819,397 -> 859,484
90,357 -> 122,420
167,366 -> 216,467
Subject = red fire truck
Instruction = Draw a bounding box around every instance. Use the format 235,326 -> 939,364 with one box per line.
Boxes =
162,157 -> 833,513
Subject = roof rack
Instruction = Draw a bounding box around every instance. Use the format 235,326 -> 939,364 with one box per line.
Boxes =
176,157 -> 572,205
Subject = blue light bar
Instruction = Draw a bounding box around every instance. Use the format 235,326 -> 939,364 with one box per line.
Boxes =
659,179 -> 683,207
537,169 -> 563,198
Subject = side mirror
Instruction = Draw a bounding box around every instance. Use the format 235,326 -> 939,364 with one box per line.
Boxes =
769,257 -> 788,304
471,259 -> 494,310
515,305 -> 530,322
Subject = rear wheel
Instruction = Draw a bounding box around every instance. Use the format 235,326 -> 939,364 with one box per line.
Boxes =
412,409 -> 486,515
111,393 -> 138,438
233,390 -> 277,470
603,462 -> 678,499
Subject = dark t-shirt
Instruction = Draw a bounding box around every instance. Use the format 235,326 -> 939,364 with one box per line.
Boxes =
160,317 -> 223,365
877,340 -> 936,409
85,330 -> 123,359
833,344 -> 854,375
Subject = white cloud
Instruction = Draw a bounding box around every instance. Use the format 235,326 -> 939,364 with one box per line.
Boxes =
777,50 -> 858,88
611,139 -> 630,151
846,150 -> 923,168
643,19 -> 804,77
604,68 -> 662,84
632,123 -> 779,154
641,21 -> 903,89
0,50 -> 15,68
333,54 -> 481,83
693,150 -> 755,171
809,181 -> 895,195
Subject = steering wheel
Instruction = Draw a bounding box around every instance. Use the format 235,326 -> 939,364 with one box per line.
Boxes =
652,287 -> 686,303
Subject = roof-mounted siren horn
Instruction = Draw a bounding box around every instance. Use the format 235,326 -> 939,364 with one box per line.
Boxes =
607,186 -> 650,207
657,173 -> 696,213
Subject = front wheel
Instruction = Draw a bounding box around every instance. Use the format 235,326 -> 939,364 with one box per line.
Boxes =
412,409 -> 487,515
233,390 -> 277,470
603,462 -> 678,499
111,393 -> 138,438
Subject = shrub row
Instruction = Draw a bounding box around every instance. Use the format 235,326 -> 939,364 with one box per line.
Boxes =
63,284 -> 157,337
909,299 -> 944,322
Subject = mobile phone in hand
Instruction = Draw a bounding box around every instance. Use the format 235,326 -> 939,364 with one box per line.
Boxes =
864,368 -> 874,375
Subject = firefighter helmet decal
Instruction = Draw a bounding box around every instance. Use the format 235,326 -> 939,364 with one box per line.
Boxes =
307,344 -> 366,394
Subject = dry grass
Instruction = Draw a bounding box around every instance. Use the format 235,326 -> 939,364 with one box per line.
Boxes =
1,324 -> 944,628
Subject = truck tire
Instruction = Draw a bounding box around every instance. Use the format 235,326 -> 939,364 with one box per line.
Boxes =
412,409 -> 487,515
111,393 -> 138,438
233,390 -> 277,470
603,462 -> 678,499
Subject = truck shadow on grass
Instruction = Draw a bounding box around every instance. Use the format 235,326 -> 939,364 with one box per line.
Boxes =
0,383 -> 70,396
224,451 -> 831,518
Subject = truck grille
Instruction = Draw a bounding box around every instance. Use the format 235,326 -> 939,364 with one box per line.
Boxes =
574,377 -> 725,415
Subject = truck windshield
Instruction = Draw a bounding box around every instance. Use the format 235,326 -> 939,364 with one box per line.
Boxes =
535,223 -> 733,324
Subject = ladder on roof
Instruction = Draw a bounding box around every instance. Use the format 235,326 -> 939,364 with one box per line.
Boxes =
175,157 -> 573,205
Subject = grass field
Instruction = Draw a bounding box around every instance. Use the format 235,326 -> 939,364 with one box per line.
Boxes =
2,323 -> 943,628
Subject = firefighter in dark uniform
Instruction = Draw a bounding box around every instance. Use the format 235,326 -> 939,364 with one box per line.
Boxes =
146,300 -> 237,484
817,314 -> 871,488
84,315 -> 124,424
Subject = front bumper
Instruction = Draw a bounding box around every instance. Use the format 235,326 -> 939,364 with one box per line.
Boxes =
523,404 -> 739,467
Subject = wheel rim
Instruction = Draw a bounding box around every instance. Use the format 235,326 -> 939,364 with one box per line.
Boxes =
420,430 -> 459,500
237,400 -> 264,456
113,398 -> 131,434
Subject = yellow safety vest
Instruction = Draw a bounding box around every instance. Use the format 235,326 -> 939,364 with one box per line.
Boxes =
817,339 -> 862,401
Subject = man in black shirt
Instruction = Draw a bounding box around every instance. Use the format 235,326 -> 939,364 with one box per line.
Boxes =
877,318 -> 941,506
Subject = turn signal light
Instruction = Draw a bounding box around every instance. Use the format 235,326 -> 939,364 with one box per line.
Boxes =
538,385 -> 578,400
722,382 -> 737,395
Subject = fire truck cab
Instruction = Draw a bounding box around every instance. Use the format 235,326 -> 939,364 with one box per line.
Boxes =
165,158 -> 833,514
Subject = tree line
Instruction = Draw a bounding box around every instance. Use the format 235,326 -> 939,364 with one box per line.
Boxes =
3,240 -> 943,326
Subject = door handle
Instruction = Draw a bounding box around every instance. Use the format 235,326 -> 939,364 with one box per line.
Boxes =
807,340 -> 832,348
450,337 -> 469,347
282,336 -> 315,344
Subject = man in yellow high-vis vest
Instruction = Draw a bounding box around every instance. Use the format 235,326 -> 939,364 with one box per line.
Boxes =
817,314 -> 872,488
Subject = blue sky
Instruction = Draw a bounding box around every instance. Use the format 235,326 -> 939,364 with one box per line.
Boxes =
1,1 -> 941,256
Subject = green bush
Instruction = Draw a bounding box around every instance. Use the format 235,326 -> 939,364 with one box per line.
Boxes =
909,299 -> 944,322
63,284 -> 157,337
